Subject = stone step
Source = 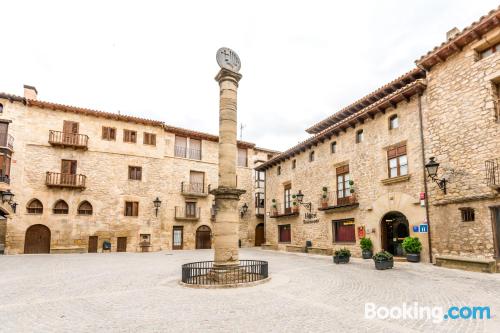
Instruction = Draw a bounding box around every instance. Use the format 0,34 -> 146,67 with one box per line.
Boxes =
393,256 -> 408,262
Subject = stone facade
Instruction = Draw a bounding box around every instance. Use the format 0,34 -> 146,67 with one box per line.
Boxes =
0,91 -> 276,254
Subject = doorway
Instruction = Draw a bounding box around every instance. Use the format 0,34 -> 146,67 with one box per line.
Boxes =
88,236 -> 98,253
61,159 -> 77,185
24,224 -> 51,254
255,223 -> 265,246
173,226 -> 183,250
381,211 -> 409,256
492,207 -> 500,258
117,237 -> 127,252
195,225 -> 211,249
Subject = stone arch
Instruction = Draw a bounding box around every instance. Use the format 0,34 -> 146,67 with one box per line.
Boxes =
53,200 -> 69,214
24,224 -> 51,254
26,199 -> 43,214
77,201 -> 93,215
195,225 -> 212,249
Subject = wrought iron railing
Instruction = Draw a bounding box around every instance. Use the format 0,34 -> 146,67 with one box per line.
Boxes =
318,192 -> 358,208
0,133 -> 14,150
175,206 -> 201,220
0,173 -> 10,184
181,182 -> 210,195
46,172 -> 86,188
269,202 -> 297,217
48,130 -> 88,148
181,260 -> 268,285
486,158 -> 499,188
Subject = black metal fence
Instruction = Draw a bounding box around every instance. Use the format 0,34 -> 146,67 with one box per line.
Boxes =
181,260 -> 268,285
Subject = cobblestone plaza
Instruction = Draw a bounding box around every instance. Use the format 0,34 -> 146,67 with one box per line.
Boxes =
1,248 -> 499,332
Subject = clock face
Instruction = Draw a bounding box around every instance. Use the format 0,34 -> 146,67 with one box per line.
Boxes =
216,47 -> 241,72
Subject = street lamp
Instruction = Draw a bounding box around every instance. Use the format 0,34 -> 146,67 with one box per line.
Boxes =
0,190 -> 17,213
425,157 -> 447,194
295,190 -> 312,212
240,203 -> 248,218
153,197 -> 162,217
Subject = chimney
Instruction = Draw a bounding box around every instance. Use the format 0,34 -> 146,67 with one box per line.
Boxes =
446,27 -> 460,40
23,85 -> 38,100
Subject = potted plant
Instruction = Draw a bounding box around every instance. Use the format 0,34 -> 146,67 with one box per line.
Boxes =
372,251 -> 394,270
271,199 -> 278,216
402,237 -> 422,262
321,186 -> 328,208
292,194 -> 299,213
333,247 -> 351,264
359,237 -> 373,259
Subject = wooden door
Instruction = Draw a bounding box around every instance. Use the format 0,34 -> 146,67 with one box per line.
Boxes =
61,160 -> 77,185
172,226 -> 183,250
88,236 -> 98,253
63,121 -> 79,144
117,237 -> 127,252
255,223 -> 265,246
493,207 -> 500,258
196,226 -> 211,249
24,224 -> 51,254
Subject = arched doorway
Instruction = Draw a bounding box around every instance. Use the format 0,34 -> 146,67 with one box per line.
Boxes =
255,223 -> 265,246
195,225 -> 211,249
0,208 -> 8,254
24,224 -> 51,254
381,212 -> 409,256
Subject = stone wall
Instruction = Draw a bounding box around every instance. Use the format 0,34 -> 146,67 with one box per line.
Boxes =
422,27 -> 500,260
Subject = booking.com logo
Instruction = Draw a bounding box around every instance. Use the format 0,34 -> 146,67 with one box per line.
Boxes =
365,302 -> 491,323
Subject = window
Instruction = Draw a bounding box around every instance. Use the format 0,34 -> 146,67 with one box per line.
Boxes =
189,139 -> 202,160
238,148 -> 248,167
356,130 -> 364,143
77,201 -> 93,215
0,103 -> 3,113
0,154 -> 11,180
102,126 -> 116,141
309,151 -> 315,162
277,166 -> 281,175
26,199 -> 43,214
333,219 -> 356,243
284,184 -> 292,214
255,192 -> 265,208
53,200 -> 69,214
336,165 -> 351,205
331,141 -> 337,153
255,170 -> 265,188
389,115 -> 399,129
292,159 -> 296,169
480,42 -> 499,59
174,136 -> 187,158
189,171 -> 205,193
128,166 -> 142,180
387,145 -> 408,178
267,154 -> 273,160
185,202 -> 197,218
495,82 -> 500,122
123,129 -> 137,143
125,201 -> 139,216
278,224 -> 291,243
460,207 -> 475,222
143,132 -> 156,146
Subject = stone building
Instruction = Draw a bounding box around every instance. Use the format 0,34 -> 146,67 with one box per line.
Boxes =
257,7 -> 500,271
0,86 -> 277,254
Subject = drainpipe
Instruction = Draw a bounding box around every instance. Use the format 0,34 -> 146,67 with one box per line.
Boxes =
417,91 -> 433,263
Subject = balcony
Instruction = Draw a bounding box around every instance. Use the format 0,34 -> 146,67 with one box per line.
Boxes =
486,158 -> 500,190
318,192 -> 359,212
181,182 -> 210,197
269,203 -> 299,219
49,131 -> 88,150
255,207 -> 265,217
46,172 -> 86,189
0,133 -> 14,150
175,206 -> 201,221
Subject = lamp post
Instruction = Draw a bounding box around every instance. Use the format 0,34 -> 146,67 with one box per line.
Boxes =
240,203 -> 248,218
153,197 -> 162,217
295,190 -> 312,213
1,190 -> 17,213
425,157 -> 447,194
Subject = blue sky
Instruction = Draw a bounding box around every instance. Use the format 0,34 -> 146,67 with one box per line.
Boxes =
1,0 -> 498,151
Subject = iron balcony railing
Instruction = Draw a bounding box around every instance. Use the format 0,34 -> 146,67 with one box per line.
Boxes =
0,133 -> 14,150
181,182 -> 210,196
48,130 -> 89,149
318,192 -> 358,210
175,206 -> 201,220
269,202 -> 298,217
486,158 -> 499,189
181,260 -> 268,286
46,172 -> 86,189
0,172 -> 10,184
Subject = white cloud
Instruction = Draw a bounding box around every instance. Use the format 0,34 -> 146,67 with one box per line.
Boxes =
1,0 -> 497,151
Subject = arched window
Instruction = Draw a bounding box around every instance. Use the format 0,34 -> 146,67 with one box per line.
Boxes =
309,151 -> 315,162
53,200 -> 69,214
26,199 -> 43,214
389,115 -> 399,129
77,201 -> 93,215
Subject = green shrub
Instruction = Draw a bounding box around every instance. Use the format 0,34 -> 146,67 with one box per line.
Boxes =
334,248 -> 351,257
359,237 -> 373,251
402,237 -> 422,254
372,251 -> 393,262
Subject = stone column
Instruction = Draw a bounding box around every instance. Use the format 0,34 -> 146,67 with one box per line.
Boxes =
211,68 -> 245,268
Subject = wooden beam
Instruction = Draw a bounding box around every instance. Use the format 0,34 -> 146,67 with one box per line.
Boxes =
389,100 -> 398,109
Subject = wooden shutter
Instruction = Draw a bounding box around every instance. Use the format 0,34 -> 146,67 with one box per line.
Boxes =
63,121 -> 79,134
336,165 -> 349,174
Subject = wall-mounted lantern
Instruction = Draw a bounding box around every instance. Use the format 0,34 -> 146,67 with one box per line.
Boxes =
425,157 -> 447,194
1,190 -> 17,213
295,190 -> 312,213
153,197 -> 162,217
240,203 -> 249,218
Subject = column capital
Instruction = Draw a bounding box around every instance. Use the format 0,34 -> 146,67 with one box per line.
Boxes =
215,68 -> 242,85
210,186 -> 246,200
